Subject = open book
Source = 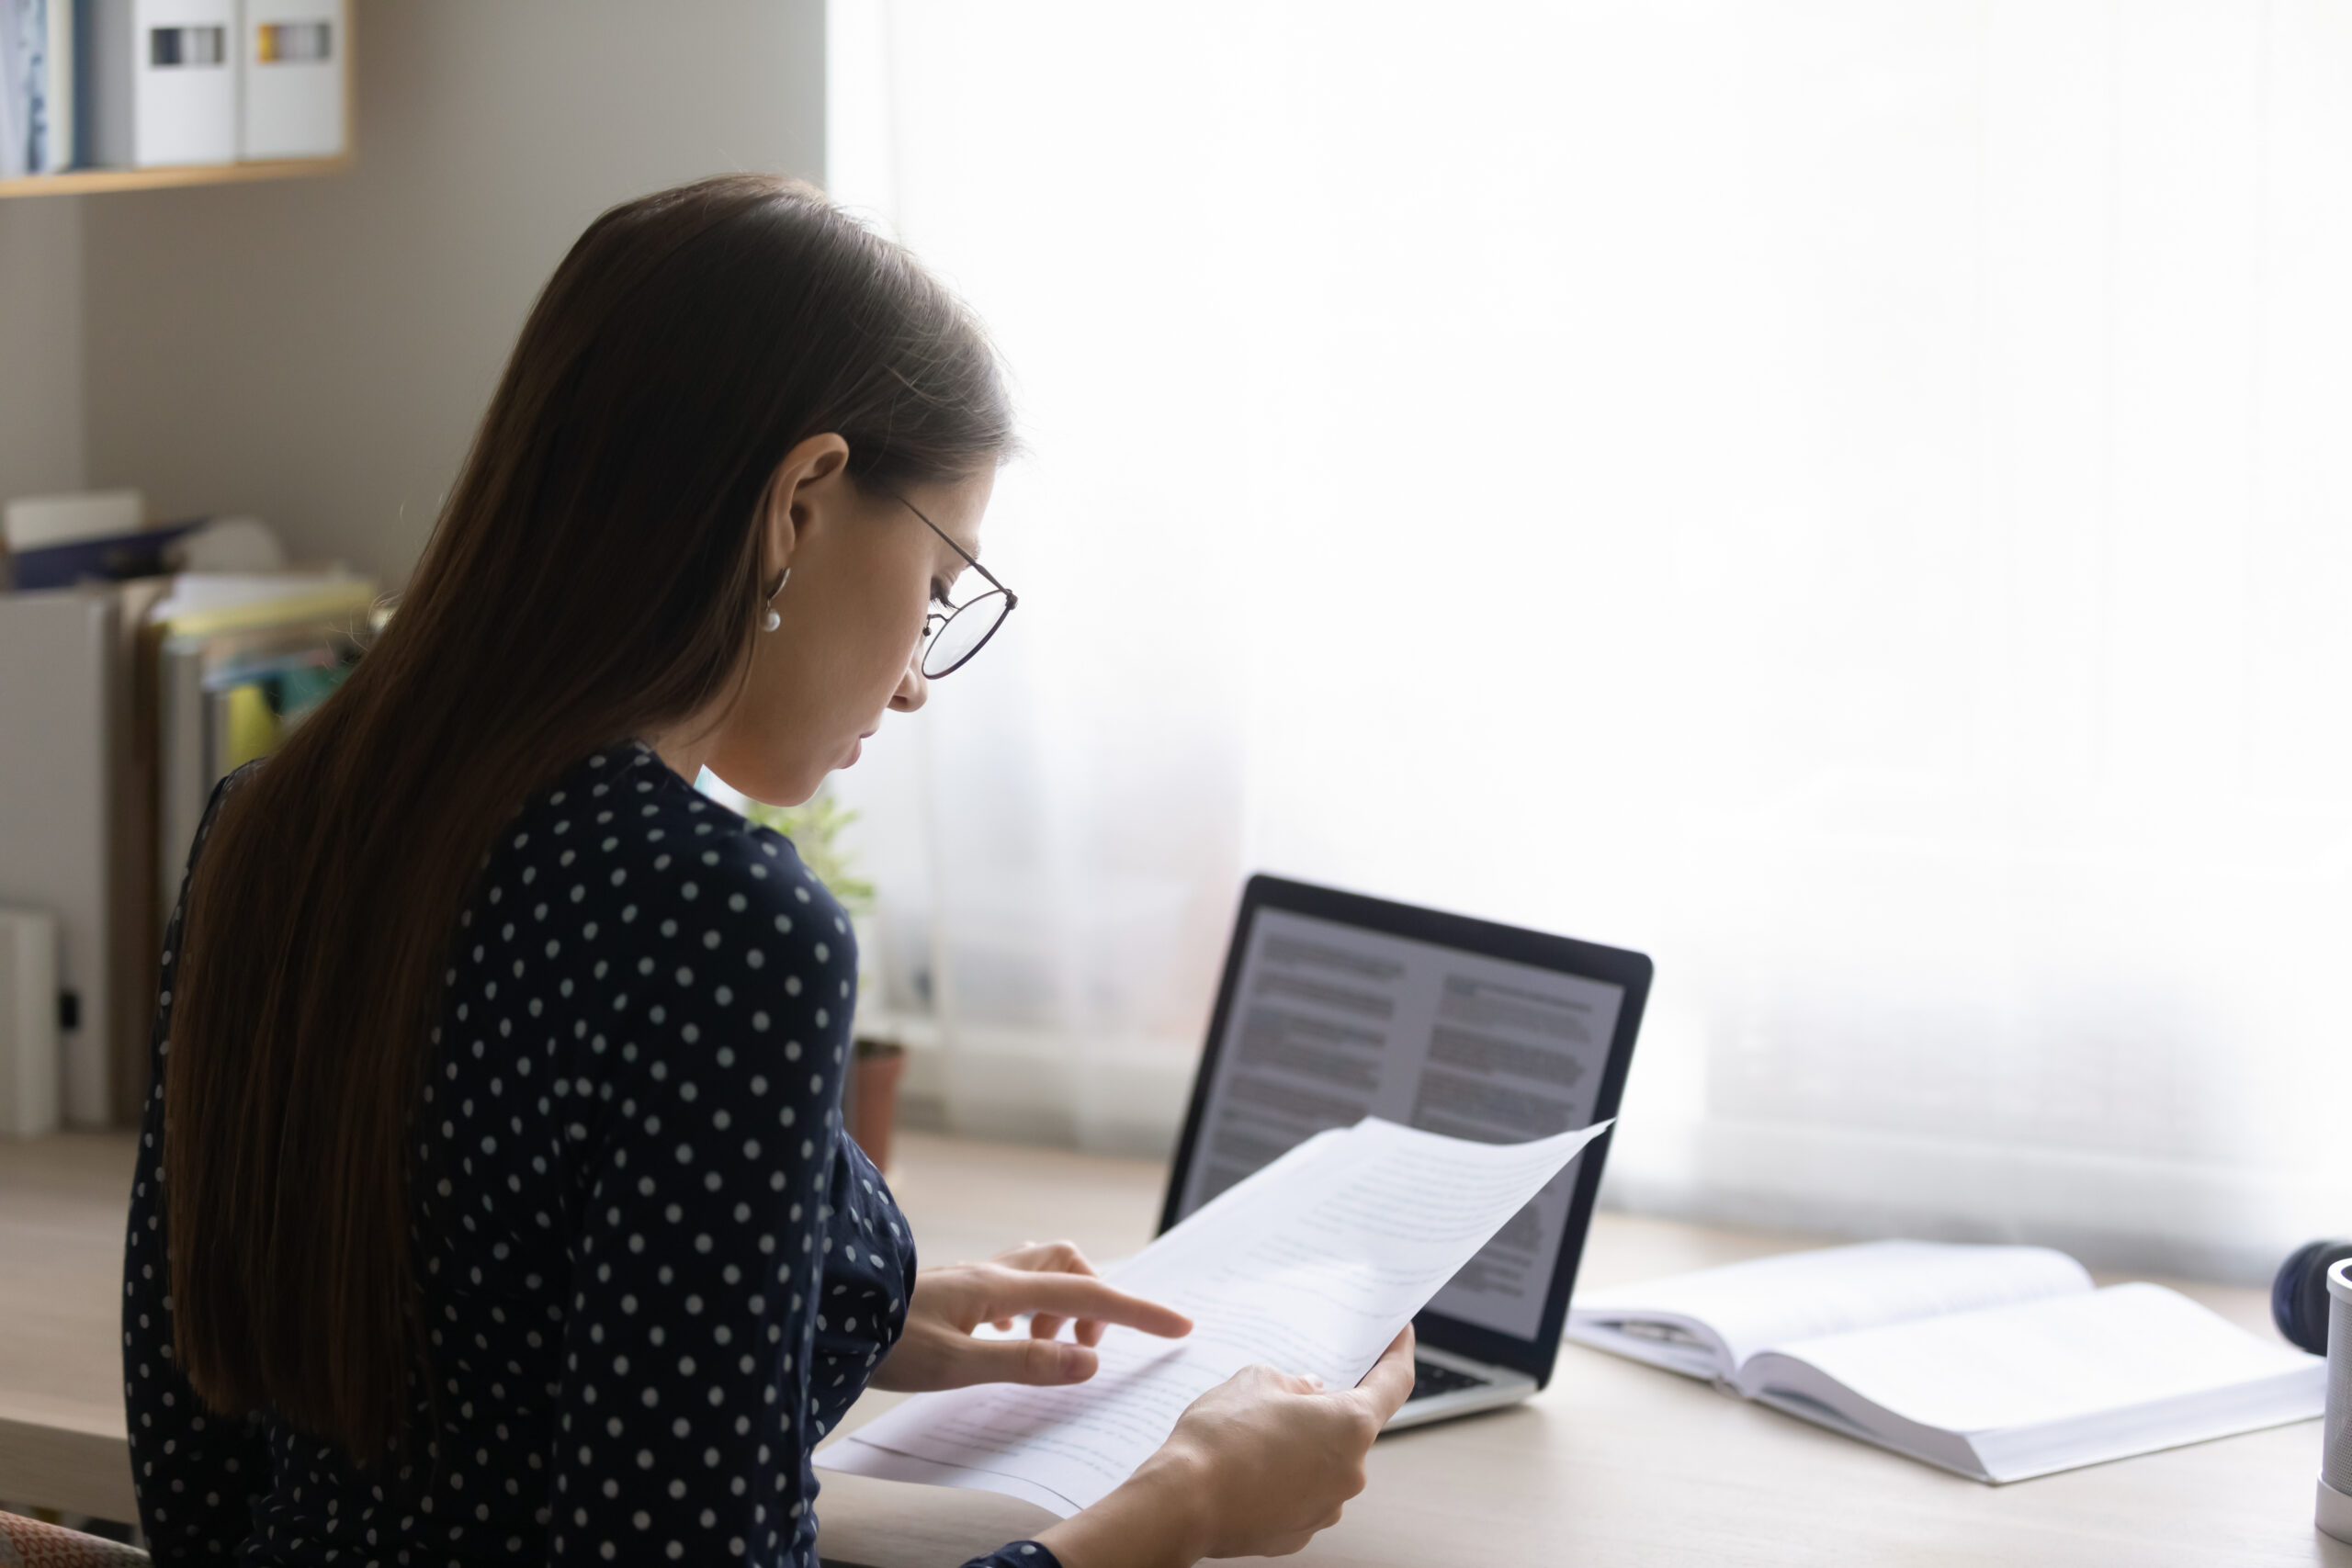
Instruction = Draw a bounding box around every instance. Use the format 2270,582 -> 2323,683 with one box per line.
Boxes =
821,1115 -> 1611,1517
1566,1240 -> 2325,1482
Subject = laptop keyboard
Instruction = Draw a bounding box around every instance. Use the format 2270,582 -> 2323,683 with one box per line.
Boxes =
1408,1358 -> 1492,1402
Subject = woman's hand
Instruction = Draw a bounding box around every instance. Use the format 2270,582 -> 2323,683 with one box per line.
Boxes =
1037,1325 -> 1419,1566
870,1240 -> 1193,1393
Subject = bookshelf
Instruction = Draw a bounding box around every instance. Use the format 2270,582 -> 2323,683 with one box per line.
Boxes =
0,1 -> 354,202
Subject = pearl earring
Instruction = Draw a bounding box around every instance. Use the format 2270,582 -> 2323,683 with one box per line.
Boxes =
762,568 -> 790,632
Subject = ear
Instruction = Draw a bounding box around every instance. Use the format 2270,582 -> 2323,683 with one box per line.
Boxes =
760,434 -> 854,583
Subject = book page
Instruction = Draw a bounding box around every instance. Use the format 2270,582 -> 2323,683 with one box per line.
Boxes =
820,1115 -> 1612,1517
1737,1281 -> 2322,1436
1566,1239 -> 2092,1375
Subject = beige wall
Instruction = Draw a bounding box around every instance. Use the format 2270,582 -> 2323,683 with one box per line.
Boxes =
80,0 -> 826,588
0,197 -> 85,501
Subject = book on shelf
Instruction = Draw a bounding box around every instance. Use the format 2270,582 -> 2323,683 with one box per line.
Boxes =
6,518 -> 202,590
147,571 -> 375,921
2,494 -> 293,592
1565,1239 -> 2324,1483
2,490 -> 143,552
0,567 -> 370,1128
0,0 -> 74,176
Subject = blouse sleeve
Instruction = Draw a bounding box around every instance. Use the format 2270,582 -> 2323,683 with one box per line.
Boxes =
805,1135 -> 917,1440
813,1145 -> 1066,1568
123,773 -> 269,1562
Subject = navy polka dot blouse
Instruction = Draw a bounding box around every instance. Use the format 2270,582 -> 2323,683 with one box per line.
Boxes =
123,742 -> 1060,1568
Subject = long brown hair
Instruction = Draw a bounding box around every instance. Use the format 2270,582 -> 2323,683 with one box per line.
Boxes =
164,175 -> 1014,1461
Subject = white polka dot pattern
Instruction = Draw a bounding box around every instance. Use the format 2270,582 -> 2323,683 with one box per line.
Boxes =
122,745 -> 1061,1568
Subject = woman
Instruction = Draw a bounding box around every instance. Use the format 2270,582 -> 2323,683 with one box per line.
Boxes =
121,175 -> 1411,1568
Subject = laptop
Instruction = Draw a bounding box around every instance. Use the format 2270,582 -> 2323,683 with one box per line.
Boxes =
1159,874 -> 1653,1429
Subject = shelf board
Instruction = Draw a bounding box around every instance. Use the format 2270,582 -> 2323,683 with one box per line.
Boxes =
0,154 -> 351,200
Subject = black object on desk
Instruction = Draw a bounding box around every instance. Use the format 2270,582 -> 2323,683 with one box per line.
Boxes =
2270,1237 -> 2352,1354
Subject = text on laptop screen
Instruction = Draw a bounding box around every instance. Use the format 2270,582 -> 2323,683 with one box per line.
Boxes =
1173,907 -> 1625,1341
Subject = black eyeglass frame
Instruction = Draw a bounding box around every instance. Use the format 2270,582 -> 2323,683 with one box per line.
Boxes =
882,487 -> 1018,679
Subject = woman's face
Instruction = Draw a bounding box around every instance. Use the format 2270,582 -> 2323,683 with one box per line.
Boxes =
698,438 -> 997,806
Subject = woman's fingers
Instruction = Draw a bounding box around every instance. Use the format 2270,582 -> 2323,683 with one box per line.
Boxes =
978,1243 -> 1131,1347
1027,1313 -> 1105,1346
1347,1325 -> 1418,1426
983,1268 -> 1193,1339
992,1238 -> 1099,1277
1231,1362 -> 1325,1399
1022,1313 -> 1106,1346
941,1333 -> 1103,1389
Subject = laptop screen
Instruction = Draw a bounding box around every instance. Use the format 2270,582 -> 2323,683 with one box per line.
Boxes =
1167,902 -> 1629,1344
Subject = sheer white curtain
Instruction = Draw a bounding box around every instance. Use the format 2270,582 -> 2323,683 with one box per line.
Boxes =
822,0 -> 2352,1280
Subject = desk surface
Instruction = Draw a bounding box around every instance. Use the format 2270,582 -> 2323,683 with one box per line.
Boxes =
2,1130 -> 2346,1564
823,1134 -> 2352,1568
0,1132 -> 142,1521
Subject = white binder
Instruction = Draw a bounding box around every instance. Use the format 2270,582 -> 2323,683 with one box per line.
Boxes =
239,0 -> 342,159
85,0 -> 238,168
0,589 -> 123,1128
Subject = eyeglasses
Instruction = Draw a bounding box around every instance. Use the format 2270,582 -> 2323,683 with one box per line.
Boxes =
883,488 -> 1018,679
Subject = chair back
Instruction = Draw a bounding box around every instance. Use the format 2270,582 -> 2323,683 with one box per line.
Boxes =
0,1512 -> 148,1567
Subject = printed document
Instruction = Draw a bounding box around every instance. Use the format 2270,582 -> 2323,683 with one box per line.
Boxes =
819,1115 -> 1611,1516
1173,908 -> 1626,1340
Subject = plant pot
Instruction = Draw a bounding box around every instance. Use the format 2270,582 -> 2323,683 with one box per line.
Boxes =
848,1040 -> 907,1173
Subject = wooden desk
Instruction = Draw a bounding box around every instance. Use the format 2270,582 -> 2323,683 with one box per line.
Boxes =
821,1134 -> 2352,1568
4,1129 -> 2347,1565
0,1131 -> 138,1523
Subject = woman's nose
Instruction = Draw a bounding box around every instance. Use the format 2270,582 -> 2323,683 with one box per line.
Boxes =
891,651 -> 929,714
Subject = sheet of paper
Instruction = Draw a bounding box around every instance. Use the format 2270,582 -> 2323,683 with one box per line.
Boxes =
820,1115 -> 1611,1517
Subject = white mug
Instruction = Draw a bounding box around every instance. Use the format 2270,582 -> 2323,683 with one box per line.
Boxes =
2321,1258 -> 2352,1544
